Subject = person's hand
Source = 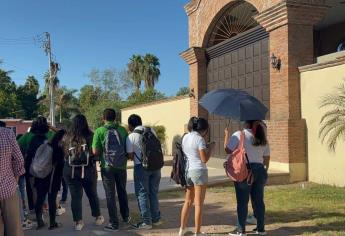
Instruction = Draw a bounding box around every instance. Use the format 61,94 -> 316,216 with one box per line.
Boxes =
224,127 -> 230,137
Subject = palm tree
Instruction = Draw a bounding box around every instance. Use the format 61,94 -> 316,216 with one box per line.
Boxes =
142,54 -> 160,89
319,81 -> 345,151
44,71 -> 59,93
55,87 -> 79,123
127,55 -> 144,91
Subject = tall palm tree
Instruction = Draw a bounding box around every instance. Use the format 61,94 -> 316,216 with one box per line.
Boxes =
319,81 -> 345,151
44,71 -> 59,93
55,87 -> 79,123
127,55 -> 144,91
142,54 -> 160,89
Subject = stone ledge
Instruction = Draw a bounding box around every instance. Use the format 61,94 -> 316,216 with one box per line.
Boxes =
299,55 -> 345,72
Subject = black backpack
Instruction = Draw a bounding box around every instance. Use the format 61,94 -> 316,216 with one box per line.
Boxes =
170,134 -> 187,187
104,128 -> 127,168
134,127 -> 164,171
25,134 -> 47,174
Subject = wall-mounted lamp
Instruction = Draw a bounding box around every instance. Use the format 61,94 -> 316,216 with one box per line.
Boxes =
270,53 -> 281,71
189,88 -> 195,98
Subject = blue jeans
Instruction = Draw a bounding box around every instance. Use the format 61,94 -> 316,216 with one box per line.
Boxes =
101,167 -> 129,226
134,164 -> 161,225
18,175 -> 26,203
234,163 -> 267,232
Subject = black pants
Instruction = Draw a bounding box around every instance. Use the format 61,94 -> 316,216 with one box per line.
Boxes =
101,167 -> 129,226
61,178 -> 68,202
234,163 -> 267,232
25,174 -> 35,211
64,166 -> 101,222
35,185 -> 58,226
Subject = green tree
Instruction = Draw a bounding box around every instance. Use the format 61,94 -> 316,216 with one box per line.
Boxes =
176,87 -> 190,96
17,76 -> 40,119
126,88 -> 165,107
79,85 -> 102,113
127,55 -> 144,91
142,54 -> 160,90
0,68 -> 21,118
55,86 -> 80,123
319,81 -> 345,151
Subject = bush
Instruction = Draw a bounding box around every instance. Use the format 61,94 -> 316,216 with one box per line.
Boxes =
152,125 -> 167,154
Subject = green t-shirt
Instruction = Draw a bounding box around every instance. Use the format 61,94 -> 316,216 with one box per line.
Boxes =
92,122 -> 128,170
18,130 -> 55,153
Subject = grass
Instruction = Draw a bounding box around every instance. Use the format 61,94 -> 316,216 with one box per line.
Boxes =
157,182 -> 345,235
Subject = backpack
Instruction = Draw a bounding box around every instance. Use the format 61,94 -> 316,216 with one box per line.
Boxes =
68,138 -> 90,179
170,134 -> 187,187
104,128 -> 127,168
133,127 -> 164,171
225,131 -> 253,183
29,135 -> 54,179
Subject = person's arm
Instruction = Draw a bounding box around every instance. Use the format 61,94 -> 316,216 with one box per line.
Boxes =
126,136 -> 134,161
10,131 -> 25,180
198,137 -> 215,164
224,127 -> 231,154
263,144 -> 270,171
92,129 -> 101,156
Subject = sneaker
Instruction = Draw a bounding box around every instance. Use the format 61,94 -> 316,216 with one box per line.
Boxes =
246,215 -> 257,225
134,222 -> 152,230
194,233 -> 207,236
104,223 -> 119,232
254,230 -> 266,235
22,219 -> 34,231
48,222 -> 62,230
152,219 -> 163,226
95,216 -> 105,226
75,221 -> 84,231
228,229 -> 247,236
56,206 -> 66,216
179,228 -> 187,236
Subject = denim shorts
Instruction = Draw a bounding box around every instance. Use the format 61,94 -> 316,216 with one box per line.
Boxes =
186,169 -> 208,186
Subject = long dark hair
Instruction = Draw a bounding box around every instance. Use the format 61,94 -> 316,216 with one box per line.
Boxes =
246,120 -> 267,146
50,129 -> 65,147
188,117 -> 209,133
31,116 -> 49,135
68,114 -> 92,141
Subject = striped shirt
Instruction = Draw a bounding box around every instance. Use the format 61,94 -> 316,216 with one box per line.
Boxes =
0,127 -> 25,200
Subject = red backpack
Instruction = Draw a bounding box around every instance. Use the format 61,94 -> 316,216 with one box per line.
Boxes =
225,131 -> 252,183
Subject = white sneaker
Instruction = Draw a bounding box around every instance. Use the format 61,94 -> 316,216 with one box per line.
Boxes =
179,228 -> 187,236
135,222 -> 152,230
56,206 -> 66,216
75,221 -> 84,231
152,219 -> 163,226
229,229 -> 247,236
95,216 -> 104,226
22,219 -> 34,230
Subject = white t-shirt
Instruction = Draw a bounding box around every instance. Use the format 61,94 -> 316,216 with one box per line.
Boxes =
227,129 -> 270,164
182,131 -> 207,170
126,126 -> 157,165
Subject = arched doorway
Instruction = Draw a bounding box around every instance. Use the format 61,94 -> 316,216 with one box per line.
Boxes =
205,1 -> 270,157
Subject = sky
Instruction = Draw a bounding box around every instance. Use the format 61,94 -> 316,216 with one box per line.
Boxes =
0,0 -> 190,97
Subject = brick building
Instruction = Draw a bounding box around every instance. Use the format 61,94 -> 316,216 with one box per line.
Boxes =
0,119 -> 32,136
181,0 -> 345,182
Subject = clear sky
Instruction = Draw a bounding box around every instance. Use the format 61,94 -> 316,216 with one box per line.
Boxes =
0,0 -> 190,97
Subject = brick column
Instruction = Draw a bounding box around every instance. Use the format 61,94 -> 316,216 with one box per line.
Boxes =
180,47 -> 208,119
256,1 -> 331,182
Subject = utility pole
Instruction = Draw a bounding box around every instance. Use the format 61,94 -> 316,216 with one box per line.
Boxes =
43,32 -> 59,127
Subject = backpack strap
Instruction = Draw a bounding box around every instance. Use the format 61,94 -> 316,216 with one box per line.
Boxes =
240,130 -> 252,169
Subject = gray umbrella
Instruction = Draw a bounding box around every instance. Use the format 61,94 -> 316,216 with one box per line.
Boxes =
199,88 -> 268,121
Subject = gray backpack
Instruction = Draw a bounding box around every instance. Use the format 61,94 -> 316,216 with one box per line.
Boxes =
104,128 -> 127,167
30,141 -> 53,178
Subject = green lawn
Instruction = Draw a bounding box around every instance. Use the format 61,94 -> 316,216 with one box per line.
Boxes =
157,182 -> 345,235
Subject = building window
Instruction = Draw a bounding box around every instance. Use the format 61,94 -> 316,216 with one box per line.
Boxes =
207,1 -> 259,47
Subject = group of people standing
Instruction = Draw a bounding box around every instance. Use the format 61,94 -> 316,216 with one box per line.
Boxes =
0,109 -> 269,236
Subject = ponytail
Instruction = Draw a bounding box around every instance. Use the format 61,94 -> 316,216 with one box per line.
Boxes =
251,121 -> 267,146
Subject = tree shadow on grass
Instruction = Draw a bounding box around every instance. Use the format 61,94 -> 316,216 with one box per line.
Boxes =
268,220 -> 345,236
266,209 -> 345,224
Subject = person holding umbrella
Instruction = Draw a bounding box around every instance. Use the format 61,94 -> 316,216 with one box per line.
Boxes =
225,121 -> 270,236
199,88 -> 270,236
